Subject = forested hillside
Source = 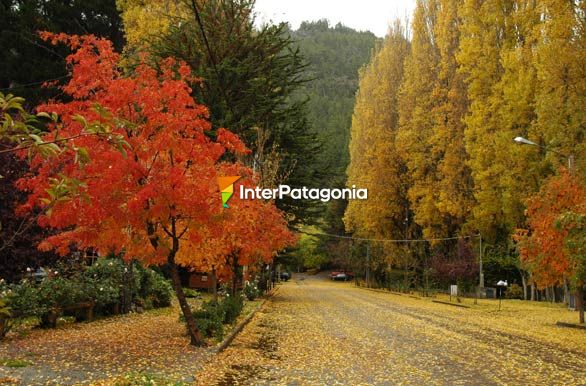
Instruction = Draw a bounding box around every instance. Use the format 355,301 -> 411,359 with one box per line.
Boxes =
293,20 -> 378,180
288,20 -> 377,270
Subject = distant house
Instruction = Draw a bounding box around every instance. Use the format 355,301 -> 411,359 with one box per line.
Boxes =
187,272 -> 215,290
184,270 -> 244,290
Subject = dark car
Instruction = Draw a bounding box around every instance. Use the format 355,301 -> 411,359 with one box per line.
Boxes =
280,271 -> 291,281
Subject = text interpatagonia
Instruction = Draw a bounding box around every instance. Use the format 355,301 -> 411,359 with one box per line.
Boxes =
240,185 -> 368,202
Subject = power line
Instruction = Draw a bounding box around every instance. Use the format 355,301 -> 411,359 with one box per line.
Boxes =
301,230 -> 480,244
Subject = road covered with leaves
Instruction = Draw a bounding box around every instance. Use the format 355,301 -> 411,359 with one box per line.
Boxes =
196,274 -> 586,385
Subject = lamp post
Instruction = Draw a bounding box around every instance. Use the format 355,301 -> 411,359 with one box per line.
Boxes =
496,279 -> 508,311
475,234 -> 484,303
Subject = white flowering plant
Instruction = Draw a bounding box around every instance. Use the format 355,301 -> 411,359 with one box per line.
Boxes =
244,280 -> 261,301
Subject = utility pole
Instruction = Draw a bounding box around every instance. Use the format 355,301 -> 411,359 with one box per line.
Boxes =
567,154 -> 584,323
476,234 -> 484,303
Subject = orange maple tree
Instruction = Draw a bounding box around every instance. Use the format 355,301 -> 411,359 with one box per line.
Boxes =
16,33 -> 295,345
192,164 -> 296,295
514,169 -> 586,322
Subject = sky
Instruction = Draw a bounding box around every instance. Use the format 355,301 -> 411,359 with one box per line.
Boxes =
254,0 -> 416,37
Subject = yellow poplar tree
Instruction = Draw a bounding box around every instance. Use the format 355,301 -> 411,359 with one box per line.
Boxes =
533,0 -> 586,178
495,0 -> 545,230
345,22 -> 410,250
457,0 -> 540,243
429,0 -> 474,236
396,0 -> 442,239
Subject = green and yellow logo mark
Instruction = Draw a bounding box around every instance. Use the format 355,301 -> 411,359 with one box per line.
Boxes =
217,176 -> 241,208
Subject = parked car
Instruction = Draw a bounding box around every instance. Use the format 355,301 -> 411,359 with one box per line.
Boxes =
330,271 -> 354,281
280,271 -> 291,281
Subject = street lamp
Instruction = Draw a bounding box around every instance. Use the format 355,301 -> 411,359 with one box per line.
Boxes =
513,136 -> 574,172
496,279 -> 508,311
514,136 -> 538,146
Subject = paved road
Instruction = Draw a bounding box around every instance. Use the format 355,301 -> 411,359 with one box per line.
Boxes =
197,274 -> 586,385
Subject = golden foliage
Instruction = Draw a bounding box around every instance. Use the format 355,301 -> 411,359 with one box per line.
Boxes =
116,0 -> 188,52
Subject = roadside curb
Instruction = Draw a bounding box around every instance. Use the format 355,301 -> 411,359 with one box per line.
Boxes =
215,286 -> 279,353
432,300 -> 470,308
556,321 -> 586,330
358,286 -> 421,299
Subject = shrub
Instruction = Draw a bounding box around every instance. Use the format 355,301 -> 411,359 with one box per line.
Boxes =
84,258 -> 173,310
36,277 -> 87,326
183,288 -> 200,298
1,258 -> 173,329
138,268 -> 172,309
222,294 -> 244,324
7,280 -> 41,318
181,294 -> 245,341
506,283 -> 524,299
190,300 -> 225,340
0,298 -> 13,339
37,276 -> 83,309
83,278 -> 120,308
244,281 -> 260,301
83,259 -> 124,307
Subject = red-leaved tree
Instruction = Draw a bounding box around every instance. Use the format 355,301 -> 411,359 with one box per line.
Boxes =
515,169 -> 586,323
430,239 -> 479,288
16,33 -> 295,345
188,163 -> 296,296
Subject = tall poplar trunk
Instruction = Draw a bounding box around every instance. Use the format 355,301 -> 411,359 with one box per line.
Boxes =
551,286 -> 556,303
563,278 -> 570,305
168,255 -> 203,346
521,272 -> 528,300
577,287 -> 585,324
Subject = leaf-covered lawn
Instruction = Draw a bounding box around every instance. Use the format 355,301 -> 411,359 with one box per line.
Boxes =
196,275 -> 586,385
0,304 -> 212,385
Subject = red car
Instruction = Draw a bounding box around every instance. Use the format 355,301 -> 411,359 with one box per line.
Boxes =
330,271 -> 354,281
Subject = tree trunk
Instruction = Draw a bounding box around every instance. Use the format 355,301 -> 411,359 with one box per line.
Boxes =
231,254 -> 238,297
577,287 -> 584,324
531,282 -> 535,301
122,260 -> 133,314
211,266 -> 218,303
521,273 -> 528,301
563,278 -> 570,305
551,286 -> 556,303
270,263 -> 276,289
168,257 -> 203,346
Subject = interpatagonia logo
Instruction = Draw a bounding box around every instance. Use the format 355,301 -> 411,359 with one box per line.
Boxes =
217,176 -> 368,207
240,185 -> 367,202
217,176 -> 241,208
